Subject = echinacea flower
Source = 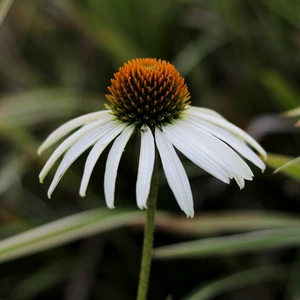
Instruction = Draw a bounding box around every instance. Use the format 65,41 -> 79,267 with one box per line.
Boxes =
39,58 -> 266,217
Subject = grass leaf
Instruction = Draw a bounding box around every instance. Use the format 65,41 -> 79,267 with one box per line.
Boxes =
183,265 -> 289,300
0,89 -> 103,128
154,228 -> 300,259
0,0 -> 14,26
267,153 -> 300,182
0,209 -> 145,264
283,107 -> 300,118
0,210 -> 299,264
261,71 -> 300,110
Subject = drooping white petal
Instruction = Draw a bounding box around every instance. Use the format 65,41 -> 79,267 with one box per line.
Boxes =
39,113 -> 114,183
166,122 -> 253,190
155,128 -> 194,218
38,111 -> 111,154
103,125 -> 135,208
164,125 -> 231,183
185,115 -> 265,171
79,123 -> 128,200
136,125 -> 155,209
175,121 -> 254,180
186,107 -> 267,158
47,121 -> 120,198
234,175 -> 245,189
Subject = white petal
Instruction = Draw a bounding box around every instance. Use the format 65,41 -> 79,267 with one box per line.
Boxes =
185,115 -> 265,171
186,105 -> 225,119
186,107 -> 267,158
39,113 -> 114,183
155,128 -> 194,218
79,123 -> 128,200
164,125 -> 231,183
136,125 -> 155,209
174,121 -> 254,180
38,111 -> 111,154
47,121 -> 120,198
100,125 -> 134,208
234,175 -> 245,189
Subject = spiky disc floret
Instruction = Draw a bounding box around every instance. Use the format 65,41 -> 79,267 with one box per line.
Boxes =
105,58 -> 191,128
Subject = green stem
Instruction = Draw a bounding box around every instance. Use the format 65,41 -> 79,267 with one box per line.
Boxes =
137,154 -> 159,300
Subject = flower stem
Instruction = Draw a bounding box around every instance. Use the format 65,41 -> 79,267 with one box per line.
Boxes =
137,154 -> 159,300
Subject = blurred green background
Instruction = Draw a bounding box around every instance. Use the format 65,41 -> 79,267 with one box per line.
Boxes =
0,0 -> 299,299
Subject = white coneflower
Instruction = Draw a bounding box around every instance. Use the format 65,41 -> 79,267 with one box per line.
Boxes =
38,58 -> 266,217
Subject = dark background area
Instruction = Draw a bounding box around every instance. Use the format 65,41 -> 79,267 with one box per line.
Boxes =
0,0 -> 299,299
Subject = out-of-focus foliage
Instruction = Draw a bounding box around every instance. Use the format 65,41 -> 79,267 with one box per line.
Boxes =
183,265 -> 289,300
267,154 -> 300,182
0,0 -> 14,25
154,228 -> 300,259
0,209 -> 300,265
284,107 -> 300,126
0,0 -> 299,299
267,107 -> 300,182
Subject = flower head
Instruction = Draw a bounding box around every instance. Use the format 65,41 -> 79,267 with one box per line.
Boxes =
39,58 -> 266,217
105,58 -> 190,128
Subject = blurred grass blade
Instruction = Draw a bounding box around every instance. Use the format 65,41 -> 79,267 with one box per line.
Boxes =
156,211 -> 300,235
0,0 -> 14,25
11,259 -> 73,300
0,154 -> 23,195
173,33 -> 232,77
0,209 -> 146,264
285,251 -> 300,300
0,89 -> 103,128
261,71 -> 300,109
283,107 -> 300,127
183,265 -> 288,300
53,0 -> 142,64
154,228 -> 300,259
283,107 -> 300,117
264,0 -> 300,28
0,210 -> 299,264
274,156 -> 300,175
267,153 -> 300,182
